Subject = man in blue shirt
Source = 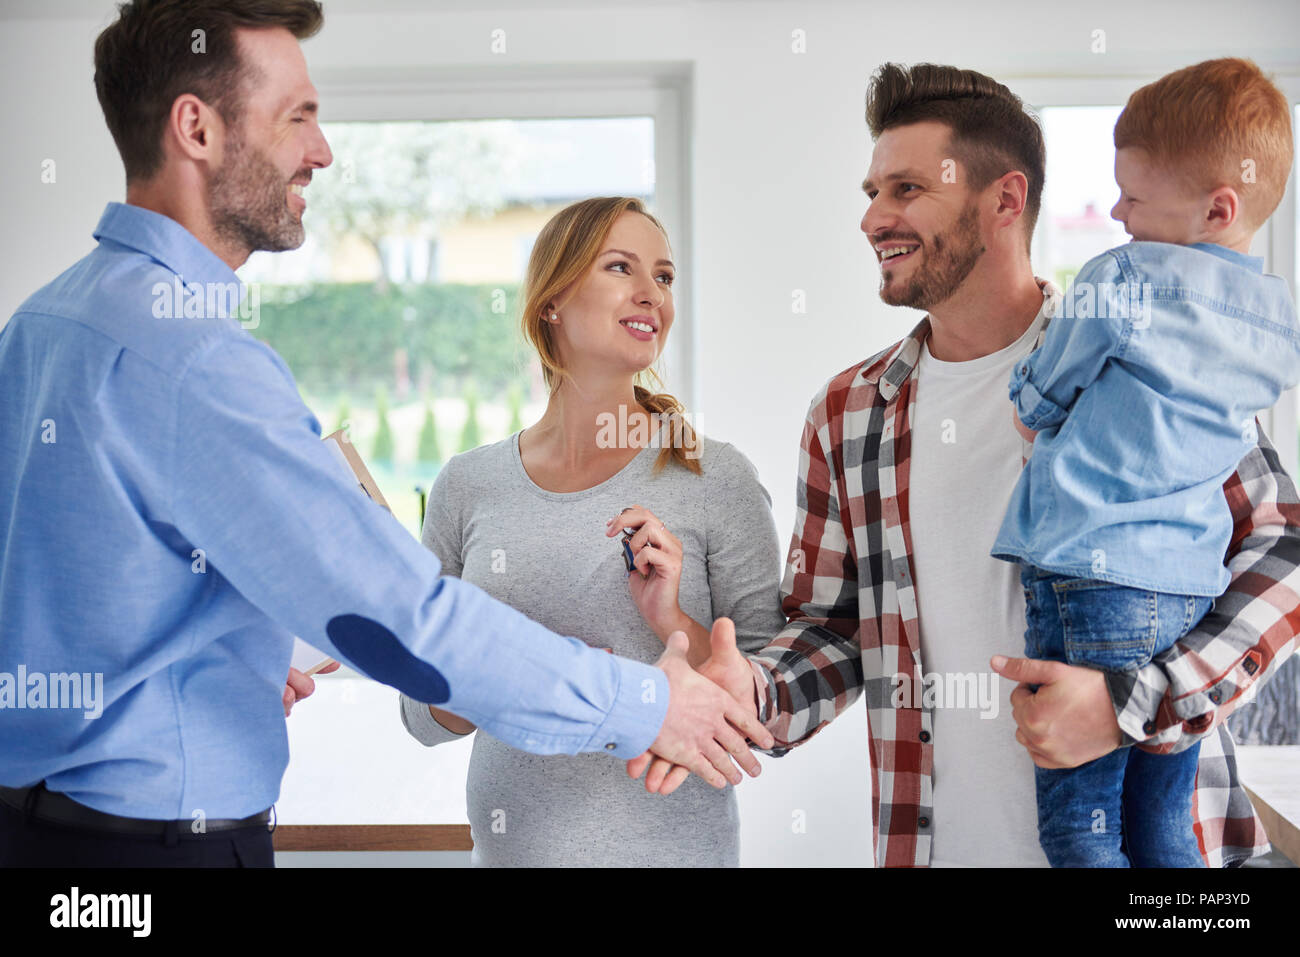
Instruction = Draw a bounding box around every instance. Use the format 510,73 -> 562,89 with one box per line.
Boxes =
0,0 -> 771,867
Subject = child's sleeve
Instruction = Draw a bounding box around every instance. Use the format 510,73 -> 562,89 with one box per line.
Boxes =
1010,253 -> 1127,432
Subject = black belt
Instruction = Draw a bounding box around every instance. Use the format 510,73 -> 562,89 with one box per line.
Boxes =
0,783 -> 272,836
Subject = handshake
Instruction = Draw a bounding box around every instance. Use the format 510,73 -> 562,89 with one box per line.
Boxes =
628,617 -> 774,796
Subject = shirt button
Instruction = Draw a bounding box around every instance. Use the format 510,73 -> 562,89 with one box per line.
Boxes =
918,816 -> 930,829
605,742 -> 616,751
1142,720 -> 1157,736
918,731 -> 931,743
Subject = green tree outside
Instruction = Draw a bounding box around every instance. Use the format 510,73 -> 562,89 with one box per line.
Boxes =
372,386 -> 395,463
417,401 -> 441,465
459,382 -> 481,452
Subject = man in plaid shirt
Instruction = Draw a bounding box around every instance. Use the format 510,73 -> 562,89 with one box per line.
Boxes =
630,62 -> 1298,867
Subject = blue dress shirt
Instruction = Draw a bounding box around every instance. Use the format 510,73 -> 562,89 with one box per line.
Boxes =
992,241 -> 1300,595
0,202 -> 668,819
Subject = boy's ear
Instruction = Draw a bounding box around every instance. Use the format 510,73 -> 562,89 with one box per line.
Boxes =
1204,185 -> 1241,232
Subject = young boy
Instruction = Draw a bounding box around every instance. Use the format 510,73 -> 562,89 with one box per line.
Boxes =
991,58 -> 1300,867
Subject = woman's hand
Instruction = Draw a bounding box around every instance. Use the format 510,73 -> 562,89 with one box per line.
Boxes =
606,505 -> 687,640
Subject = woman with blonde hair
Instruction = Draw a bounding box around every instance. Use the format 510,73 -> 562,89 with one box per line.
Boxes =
398,196 -> 785,866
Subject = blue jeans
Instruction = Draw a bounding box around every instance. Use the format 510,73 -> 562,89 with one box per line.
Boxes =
1019,565 -> 1212,867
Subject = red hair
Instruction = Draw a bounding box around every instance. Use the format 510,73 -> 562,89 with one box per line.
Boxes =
1114,58 -> 1294,230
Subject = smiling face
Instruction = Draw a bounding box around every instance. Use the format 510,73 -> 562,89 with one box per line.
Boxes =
1110,147 -> 1207,245
208,27 -> 332,256
861,121 -> 989,311
549,210 -> 676,380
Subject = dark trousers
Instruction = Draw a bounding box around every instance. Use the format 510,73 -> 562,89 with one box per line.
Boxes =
0,795 -> 274,868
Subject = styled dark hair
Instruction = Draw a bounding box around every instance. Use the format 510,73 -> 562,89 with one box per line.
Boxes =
865,62 -> 1046,247
93,0 -> 324,183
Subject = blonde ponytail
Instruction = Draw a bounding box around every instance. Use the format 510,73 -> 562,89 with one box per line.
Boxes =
633,379 -> 701,476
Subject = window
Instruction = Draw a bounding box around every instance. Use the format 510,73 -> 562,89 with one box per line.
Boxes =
1031,105 -> 1128,291
239,116 -> 657,540
255,71 -> 689,838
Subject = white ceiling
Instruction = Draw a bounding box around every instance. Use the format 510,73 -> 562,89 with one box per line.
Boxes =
0,0 -> 741,20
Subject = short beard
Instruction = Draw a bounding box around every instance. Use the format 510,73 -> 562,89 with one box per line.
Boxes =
208,120 -> 304,255
879,203 -> 985,310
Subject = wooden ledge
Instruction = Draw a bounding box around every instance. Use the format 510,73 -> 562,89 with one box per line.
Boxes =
273,824 -> 472,852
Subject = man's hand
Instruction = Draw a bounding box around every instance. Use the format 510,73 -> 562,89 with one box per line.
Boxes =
283,660 -> 342,716
991,654 -> 1123,768
699,616 -> 762,711
628,618 -> 768,794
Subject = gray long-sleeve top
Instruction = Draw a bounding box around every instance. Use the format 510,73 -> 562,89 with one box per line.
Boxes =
399,430 -> 786,866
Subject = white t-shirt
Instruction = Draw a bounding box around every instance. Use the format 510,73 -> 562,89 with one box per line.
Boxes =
909,308 -> 1050,867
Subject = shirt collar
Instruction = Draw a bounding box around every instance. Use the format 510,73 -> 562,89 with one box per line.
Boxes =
1187,241 -> 1265,273
865,276 -> 1061,402
92,201 -> 241,290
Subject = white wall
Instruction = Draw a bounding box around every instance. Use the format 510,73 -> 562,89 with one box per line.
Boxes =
3,0 -> 1297,867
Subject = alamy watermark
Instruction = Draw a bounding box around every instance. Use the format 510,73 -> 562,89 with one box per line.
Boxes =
891,670 -> 1000,719
151,277 -> 261,329
595,404 -> 702,460
0,666 -> 104,719
49,887 -> 150,937
1050,279 -> 1154,329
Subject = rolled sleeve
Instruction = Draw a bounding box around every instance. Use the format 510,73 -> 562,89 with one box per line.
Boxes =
1010,361 -> 1070,431
399,694 -> 473,746
750,659 -> 774,724
1006,251 -> 1124,431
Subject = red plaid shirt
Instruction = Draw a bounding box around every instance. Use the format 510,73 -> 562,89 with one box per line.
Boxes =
749,308 -> 1298,867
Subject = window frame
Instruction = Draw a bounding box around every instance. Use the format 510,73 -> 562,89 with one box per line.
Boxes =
312,62 -> 697,409
276,64 -> 693,850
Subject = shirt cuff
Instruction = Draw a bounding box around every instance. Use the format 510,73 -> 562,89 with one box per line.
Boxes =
1010,360 -> 1068,431
750,659 -> 774,724
584,657 -> 669,759
399,693 -> 474,746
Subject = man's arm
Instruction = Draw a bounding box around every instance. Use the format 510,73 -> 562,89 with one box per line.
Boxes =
168,335 -> 771,784
628,395 -> 866,793
745,398 -> 866,754
1109,427 -> 1300,752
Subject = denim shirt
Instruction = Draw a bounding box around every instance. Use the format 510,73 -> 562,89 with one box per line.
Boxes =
992,241 -> 1300,595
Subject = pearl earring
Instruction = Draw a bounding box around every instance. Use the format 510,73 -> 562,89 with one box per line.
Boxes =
549,313 -> 557,322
